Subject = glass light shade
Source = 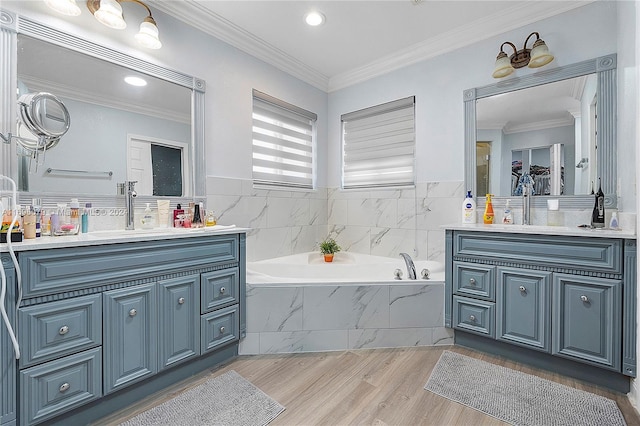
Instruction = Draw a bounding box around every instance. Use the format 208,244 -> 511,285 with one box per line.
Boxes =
492,52 -> 515,79
528,40 -> 554,68
44,0 -> 81,16
93,0 -> 126,29
135,19 -> 162,49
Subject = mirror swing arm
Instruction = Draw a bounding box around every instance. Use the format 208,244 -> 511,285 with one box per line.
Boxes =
0,9 -> 206,204
464,53 -> 617,210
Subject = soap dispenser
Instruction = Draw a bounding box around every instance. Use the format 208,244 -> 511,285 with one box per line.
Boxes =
141,203 -> 155,229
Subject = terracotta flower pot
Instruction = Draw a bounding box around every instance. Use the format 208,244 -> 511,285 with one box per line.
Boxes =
323,253 -> 334,262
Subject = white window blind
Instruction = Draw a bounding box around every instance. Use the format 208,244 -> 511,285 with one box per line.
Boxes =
341,96 -> 415,189
252,90 -> 317,189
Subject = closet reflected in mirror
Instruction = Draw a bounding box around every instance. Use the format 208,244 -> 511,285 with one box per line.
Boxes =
475,73 -> 597,198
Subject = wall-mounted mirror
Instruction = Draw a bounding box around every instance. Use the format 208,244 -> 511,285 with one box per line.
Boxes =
0,11 -> 206,205
464,54 -> 617,209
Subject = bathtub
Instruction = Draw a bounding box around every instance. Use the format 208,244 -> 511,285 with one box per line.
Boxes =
246,251 -> 445,285
241,252 -> 452,355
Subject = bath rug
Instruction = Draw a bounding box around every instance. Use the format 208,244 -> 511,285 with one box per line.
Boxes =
424,350 -> 626,426
120,370 -> 285,426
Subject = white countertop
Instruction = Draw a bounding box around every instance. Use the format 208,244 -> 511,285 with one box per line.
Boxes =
0,225 -> 249,252
443,223 -> 636,239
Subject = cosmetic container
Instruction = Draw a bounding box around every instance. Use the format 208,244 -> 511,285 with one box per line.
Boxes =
81,203 -> 91,233
547,199 -> 562,226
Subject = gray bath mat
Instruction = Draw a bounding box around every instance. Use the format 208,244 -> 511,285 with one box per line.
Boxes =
424,350 -> 626,426
120,370 -> 285,426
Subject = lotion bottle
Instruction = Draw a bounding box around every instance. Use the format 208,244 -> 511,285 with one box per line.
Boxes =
461,191 -> 476,224
141,203 -> 155,229
483,194 -> 494,224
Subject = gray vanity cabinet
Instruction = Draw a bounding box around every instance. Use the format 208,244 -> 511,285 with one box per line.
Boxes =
445,229 -> 636,391
553,274 -> 621,370
10,233 -> 246,425
496,267 -> 551,352
1,256 -> 16,426
103,283 -> 158,394
158,275 -> 200,370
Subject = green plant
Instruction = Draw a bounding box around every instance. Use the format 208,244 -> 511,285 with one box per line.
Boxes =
319,237 -> 341,255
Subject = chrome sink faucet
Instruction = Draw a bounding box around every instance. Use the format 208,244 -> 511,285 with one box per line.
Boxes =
118,181 -> 137,230
399,252 -> 417,280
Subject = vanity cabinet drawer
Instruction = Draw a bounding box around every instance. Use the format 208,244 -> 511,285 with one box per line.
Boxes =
454,262 -> 495,300
453,232 -> 622,274
201,268 -> 239,314
201,305 -> 239,353
20,348 -> 102,425
552,274 -> 621,370
453,296 -> 495,338
18,294 -> 102,369
20,235 -> 239,298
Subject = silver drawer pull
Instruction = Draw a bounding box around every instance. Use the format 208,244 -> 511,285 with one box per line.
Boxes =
469,315 -> 476,322
519,286 -> 526,292
580,295 -> 589,303
59,325 -> 69,335
178,297 -> 185,305
219,326 -> 226,334
59,383 -> 70,393
469,278 -> 476,285
219,287 -> 226,294
129,308 -> 137,317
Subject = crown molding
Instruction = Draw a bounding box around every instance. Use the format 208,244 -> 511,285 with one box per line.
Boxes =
149,0 -> 594,93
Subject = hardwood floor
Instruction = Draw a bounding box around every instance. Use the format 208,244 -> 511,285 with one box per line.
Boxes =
94,346 -> 640,426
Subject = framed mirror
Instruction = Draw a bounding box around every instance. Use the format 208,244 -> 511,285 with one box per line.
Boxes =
0,10 -> 206,206
464,54 -> 617,209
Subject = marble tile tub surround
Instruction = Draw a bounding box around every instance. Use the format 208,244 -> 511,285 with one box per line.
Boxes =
240,282 -> 452,355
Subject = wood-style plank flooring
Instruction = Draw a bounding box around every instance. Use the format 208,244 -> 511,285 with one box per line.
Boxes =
94,346 -> 640,426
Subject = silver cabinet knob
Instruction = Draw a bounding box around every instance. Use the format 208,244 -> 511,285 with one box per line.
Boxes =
219,287 -> 226,294
178,297 -> 185,305
469,278 -> 476,285
469,315 -> 476,322
580,295 -> 589,303
219,326 -> 226,334
129,308 -> 137,317
59,383 -> 70,393
519,286 -> 526,292
59,325 -> 69,335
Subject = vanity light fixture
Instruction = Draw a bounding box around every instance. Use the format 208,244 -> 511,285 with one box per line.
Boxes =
86,0 -> 162,49
492,32 -> 554,78
44,0 -> 82,16
304,11 -> 325,26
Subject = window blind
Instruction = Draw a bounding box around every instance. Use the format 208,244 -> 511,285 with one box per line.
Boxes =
341,96 -> 415,189
252,90 -> 317,189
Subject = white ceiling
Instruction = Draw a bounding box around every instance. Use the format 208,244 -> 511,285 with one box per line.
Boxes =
149,0 -> 594,91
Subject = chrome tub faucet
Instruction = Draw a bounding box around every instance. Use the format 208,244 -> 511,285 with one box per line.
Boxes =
399,252 -> 417,280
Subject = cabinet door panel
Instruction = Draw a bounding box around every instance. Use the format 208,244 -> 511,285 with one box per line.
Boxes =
103,283 -> 157,394
452,296 -> 495,337
453,262 -> 495,300
201,305 -> 239,353
496,268 -> 551,351
158,275 -> 200,370
1,260 -> 16,425
553,274 -> 621,370
201,269 -> 239,314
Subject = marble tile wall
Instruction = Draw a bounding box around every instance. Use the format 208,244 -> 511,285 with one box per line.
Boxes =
240,282 -> 453,355
206,176 -> 466,262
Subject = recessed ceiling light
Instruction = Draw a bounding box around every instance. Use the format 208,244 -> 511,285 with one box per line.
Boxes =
304,11 -> 325,26
124,76 -> 147,86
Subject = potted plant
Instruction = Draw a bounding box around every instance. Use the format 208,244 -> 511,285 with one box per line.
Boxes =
319,237 -> 341,262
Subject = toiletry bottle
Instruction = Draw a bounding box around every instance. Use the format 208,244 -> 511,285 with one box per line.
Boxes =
591,177 -> 605,228
23,207 -> 36,239
81,203 -> 91,233
32,198 -> 42,237
192,202 -> 203,228
205,210 -> 217,227
502,199 -> 513,224
483,194 -> 494,224
173,204 -> 184,228
70,198 -> 80,229
141,203 -> 155,229
461,191 -> 476,224
609,212 -> 619,230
